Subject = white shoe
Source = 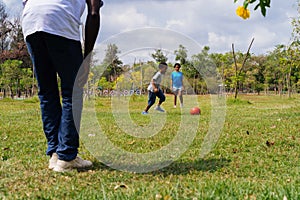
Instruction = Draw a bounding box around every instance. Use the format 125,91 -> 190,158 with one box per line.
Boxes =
49,153 -> 58,169
53,156 -> 93,172
141,111 -> 149,115
155,106 -> 165,112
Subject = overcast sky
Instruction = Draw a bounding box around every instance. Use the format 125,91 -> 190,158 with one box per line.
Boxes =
2,0 -> 298,59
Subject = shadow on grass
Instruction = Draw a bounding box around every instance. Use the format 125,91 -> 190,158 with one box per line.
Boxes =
152,158 -> 231,176
91,158 -> 231,175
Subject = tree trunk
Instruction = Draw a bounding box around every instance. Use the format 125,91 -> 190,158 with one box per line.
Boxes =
287,65 -> 292,98
234,80 -> 239,99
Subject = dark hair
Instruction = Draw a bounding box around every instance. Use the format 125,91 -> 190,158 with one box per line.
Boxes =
174,63 -> 181,68
158,62 -> 168,69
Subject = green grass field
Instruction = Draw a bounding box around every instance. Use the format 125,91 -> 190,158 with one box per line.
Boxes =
0,94 -> 299,199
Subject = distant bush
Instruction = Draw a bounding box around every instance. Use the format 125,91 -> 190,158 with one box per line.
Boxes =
24,96 -> 39,103
227,98 -> 252,105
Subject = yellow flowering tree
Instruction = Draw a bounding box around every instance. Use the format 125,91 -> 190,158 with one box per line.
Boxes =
236,6 -> 250,19
234,0 -> 271,19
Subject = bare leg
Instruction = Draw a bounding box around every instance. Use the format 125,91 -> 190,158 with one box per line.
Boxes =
174,95 -> 177,107
178,90 -> 183,107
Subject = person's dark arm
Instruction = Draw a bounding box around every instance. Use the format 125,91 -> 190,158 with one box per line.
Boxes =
77,0 -> 102,87
84,0 -> 103,58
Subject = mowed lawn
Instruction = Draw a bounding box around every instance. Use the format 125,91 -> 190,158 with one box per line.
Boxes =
0,94 -> 299,199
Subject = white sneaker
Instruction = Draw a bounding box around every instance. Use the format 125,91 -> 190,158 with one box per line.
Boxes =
155,106 -> 165,112
53,156 -> 93,172
48,153 -> 58,169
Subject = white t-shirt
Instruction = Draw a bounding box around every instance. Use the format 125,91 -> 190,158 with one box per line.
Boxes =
147,71 -> 163,92
22,0 -> 86,41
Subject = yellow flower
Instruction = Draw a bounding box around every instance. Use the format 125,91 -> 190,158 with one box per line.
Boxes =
236,6 -> 250,19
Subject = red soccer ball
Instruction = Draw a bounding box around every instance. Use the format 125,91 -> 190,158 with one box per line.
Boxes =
190,107 -> 201,115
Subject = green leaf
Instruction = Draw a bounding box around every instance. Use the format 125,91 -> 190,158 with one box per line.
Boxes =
265,4 -> 271,8
261,0 -> 270,7
260,4 -> 267,16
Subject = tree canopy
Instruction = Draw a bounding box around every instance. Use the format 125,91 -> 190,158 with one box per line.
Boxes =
0,1 -> 299,98
234,0 -> 271,19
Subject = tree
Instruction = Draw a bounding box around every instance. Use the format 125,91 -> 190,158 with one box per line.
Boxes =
279,44 -> 300,98
232,38 -> 254,99
174,44 -> 188,65
211,52 -> 235,93
151,49 -> 168,63
0,3 -> 34,98
0,17 -> 30,65
102,44 -> 123,82
19,67 -> 34,97
264,46 -> 284,95
291,6 -> 300,44
290,1 -> 300,93
0,2 -> 10,52
189,46 -> 214,94
97,77 -> 114,92
246,55 -> 266,94
130,70 -> 142,91
114,73 -> 131,91
234,0 -> 271,19
0,2 -> 29,63
130,61 -> 155,92
0,59 -> 23,98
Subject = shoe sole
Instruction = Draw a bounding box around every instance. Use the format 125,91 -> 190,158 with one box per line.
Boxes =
53,164 -> 93,172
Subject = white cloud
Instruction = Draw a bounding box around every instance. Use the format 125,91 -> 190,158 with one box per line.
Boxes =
208,32 -> 239,52
166,19 -> 185,29
251,27 -> 277,47
2,0 -> 298,56
2,0 -> 22,18
103,6 -> 149,32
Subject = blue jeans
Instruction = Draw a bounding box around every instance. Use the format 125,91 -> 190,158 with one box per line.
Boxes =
26,32 -> 84,161
148,89 -> 166,107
